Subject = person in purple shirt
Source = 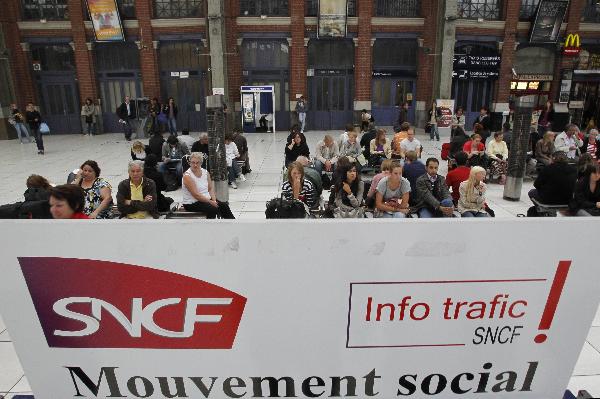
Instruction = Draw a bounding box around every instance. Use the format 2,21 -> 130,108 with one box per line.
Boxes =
402,150 -> 426,205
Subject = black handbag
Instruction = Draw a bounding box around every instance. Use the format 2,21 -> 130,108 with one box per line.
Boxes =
425,123 -> 432,134
265,195 -> 307,219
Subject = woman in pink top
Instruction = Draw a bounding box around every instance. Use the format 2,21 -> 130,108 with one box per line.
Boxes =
366,159 -> 393,208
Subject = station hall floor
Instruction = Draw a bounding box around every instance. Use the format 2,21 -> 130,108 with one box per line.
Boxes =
0,129 -> 599,397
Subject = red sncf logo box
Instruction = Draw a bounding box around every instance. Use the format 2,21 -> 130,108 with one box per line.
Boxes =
18,257 -> 246,349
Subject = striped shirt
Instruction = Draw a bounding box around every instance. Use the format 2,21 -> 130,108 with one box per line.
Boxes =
281,179 -> 318,208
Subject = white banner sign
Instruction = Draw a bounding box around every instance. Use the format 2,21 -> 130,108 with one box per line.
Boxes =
0,220 -> 598,399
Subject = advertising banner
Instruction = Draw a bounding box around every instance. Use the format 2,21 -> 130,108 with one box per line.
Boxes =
86,0 -> 125,42
0,220 -> 598,399
436,99 -> 455,129
529,0 -> 569,43
318,0 -> 347,38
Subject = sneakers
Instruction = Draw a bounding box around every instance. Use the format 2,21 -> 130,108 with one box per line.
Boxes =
229,181 -> 238,189
237,174 -> 247,182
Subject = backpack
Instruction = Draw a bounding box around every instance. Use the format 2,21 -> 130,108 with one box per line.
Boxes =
265,196 -> 307,219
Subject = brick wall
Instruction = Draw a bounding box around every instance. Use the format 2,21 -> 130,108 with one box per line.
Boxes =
416,0 -> 437,103
3,0 -> 36,107
354,0 -> 372,103
68,0 -> 97,102
290,0 -> 306,104
136,0 -> 160,99
496,0 -> 520,103
226,0 -> 242,105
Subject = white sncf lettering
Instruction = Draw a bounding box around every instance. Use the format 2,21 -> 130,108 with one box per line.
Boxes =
52,297 -> 232,338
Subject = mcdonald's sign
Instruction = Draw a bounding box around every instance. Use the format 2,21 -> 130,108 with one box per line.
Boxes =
564,34 -> 581,56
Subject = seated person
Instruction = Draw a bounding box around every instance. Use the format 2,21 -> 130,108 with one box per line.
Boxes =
232,129 -> 251,173
392,122 -> 410,159
332,163 -> 364,218
529,151 -> 578,205
48,184 -> 89,219
143,154 -> 173,212
360,122 -> 377,160
445,151 -> 471,205
369,129 -> 392,166
535,132 -> 555,167
281,161 -> 318,209
148,130 -> 165,159
314,134 -> 339,175
501,122 -> 512,149
366,159 -> 393,208
191,132 -> 210,171
286,125 -> 306,146
570,164 -> 600,216
296,156 -> 323,199
577,153 -> 595,178
338,123 -> 354,150
225,132 -> 245,189
463,133 -> 486,167
413,158 -> 454,218
581,128 -> 600,161
327,156 -> 352,205
374,161 -> 411,218
403,151 -> 426,199
339,130 -> 363,166
259,114 -> 268,130
0,174 -> 52,219
72,160 -> 113,219
458,166 -> 489,217
486,131 -> 509,184
131,140 -> 150,161
116,160 -> 159,219
555,124 -> 583,161
178,128 -> 196,148
285,132 -> 310,166
400,129 -> 422,159
449,126 -> 469,158
181,152 -> 235,219
160,135 -> 190,180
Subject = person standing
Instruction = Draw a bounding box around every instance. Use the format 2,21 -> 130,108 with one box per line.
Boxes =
295,96 -> 307,133
397,102 -> 409,130
148,97 -> 161,135
117,96 -> 137,141
81,98 -> 97,136
474,106 -> 491,142
428,100 -> 441,141
26,103 -> 44,155
163,97 -> 178,136
9,103 -> 32,144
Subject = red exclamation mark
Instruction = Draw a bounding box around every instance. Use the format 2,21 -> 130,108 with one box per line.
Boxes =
534,260 -> 572,343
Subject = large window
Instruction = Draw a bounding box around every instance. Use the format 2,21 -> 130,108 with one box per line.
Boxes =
374,0 -> 420,17
306,0 -> 356,17
95,42 -> 140,71
159,41 -> 208,71
154,0 -> 204,18
242,40 -> 289,69
457,0 -> 502,20
582,0 -> 600,22
31,44 -> 75,71
373,39 -> 418,68
519,0 -> 539,21
308,40 -> 354,68
241,0 -> 289,16
22,0 -> 69,20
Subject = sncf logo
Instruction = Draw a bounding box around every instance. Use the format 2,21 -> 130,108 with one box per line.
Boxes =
18,257 -> 246,349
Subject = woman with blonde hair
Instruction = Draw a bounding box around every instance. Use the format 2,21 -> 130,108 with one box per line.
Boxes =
130,140 -> 149,161
458,166 -> 489,217
535,131 -> 555,166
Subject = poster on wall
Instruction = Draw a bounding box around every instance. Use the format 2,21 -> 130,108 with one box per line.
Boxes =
529,0 -> 569,43
0,220 -> 599,399
436,99 -> 455,128
318,0 -> 348,38
86,0 -> 125,42
242,93 -> 254,123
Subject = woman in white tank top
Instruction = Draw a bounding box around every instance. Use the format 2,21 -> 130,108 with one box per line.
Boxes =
181,152 -> 235,219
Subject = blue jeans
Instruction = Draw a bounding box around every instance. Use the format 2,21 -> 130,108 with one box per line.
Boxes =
461,211 -> 489,217
430,123 -> 439,140
380,211 -> 407,218
418,198 -> 454,218
159,160 -> 183,180
228,162 -> 241,183
14,123 -> 32,143
31,127 -> 44,151
168,118 -> 177,135
86,122 -> 95,135
313,160 -> 335,175
298,112 -> 306,132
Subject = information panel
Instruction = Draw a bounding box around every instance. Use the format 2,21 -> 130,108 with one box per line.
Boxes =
0,220 -> 598,399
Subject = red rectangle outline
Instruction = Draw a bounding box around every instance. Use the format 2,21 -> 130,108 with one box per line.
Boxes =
346,278 -> 547,349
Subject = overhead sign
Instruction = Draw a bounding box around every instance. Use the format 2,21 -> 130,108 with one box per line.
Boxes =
529,0 -> 569,43
453,55 -> 502,69
453,70 -> 500,79
86,0 -> 125,42
0,221 -> 598,399
563,34 -> 581,56
318,0 -> 348,38
515,74 -> 554,81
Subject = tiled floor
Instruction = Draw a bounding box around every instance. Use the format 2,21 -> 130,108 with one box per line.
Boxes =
0,128 -> 597,397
